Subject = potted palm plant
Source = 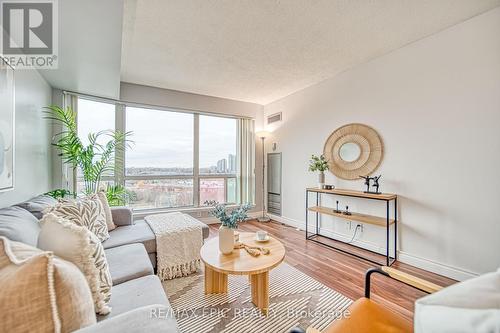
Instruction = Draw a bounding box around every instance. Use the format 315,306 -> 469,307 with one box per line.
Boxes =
45,105 -> 132,203
309,154 -> 329,188
205,200 -> 251,254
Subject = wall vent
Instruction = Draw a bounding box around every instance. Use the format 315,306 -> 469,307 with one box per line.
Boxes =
267,112 -> 282,124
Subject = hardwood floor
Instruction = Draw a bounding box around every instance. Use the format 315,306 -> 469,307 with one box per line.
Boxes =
208,219 -> 457,323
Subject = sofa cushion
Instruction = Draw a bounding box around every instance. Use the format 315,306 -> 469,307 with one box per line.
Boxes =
0,237 -> 96,333
38,213 -> 113,315
47,197 -> 110,242
98,275 -> 169,320
103,220 -> 156,253
97,191 -> 116,231
110,207 -> 133,226
15,194 -> 57,219
105,244 -> 153,285
415,268 -> 500,333
0,206 -> 40,246
75,305 -> 179,333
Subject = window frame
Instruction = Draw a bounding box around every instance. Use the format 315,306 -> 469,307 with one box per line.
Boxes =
75,95 -> 241,211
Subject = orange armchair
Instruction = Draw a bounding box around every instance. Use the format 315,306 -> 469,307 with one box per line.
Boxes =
291,266 -> 443,333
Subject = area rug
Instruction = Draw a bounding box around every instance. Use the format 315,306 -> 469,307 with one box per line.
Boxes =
162,263 -> 352,333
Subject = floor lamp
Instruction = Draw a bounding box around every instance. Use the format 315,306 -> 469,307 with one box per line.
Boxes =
256,130 -> 271,222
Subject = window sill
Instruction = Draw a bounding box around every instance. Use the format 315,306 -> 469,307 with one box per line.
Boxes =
132,204 -> 256,220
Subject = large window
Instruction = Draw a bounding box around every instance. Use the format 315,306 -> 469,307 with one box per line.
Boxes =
125,107 -> 194,209
199,115 -> 237,205
76,98 -> 116,193
75,96 -> 245,210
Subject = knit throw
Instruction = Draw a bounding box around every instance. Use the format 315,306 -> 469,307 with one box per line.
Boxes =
145,212 -> 203,280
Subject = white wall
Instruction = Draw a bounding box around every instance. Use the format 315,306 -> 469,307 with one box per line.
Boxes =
0,70 -> 53,207
263,8 -> 500,280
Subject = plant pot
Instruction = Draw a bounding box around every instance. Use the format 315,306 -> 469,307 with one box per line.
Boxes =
219,225 -> 235,255
318,172 -> 325,188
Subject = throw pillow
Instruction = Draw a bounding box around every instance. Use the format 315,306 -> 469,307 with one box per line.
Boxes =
38,213 -> 113,315
15,194 -> 58,219
0,236 -> 96,333
45,196 -> 109,242
414,268 -> 500,333
97,191 -> 116,231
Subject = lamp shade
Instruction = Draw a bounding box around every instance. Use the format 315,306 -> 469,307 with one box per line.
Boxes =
256,130 -> 271,139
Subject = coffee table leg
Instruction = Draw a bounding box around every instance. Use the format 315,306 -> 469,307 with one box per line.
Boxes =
250,271 -> 269,315
204,264 -> 228,294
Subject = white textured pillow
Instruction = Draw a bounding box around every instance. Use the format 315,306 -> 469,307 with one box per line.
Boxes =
97,191 -> 116,231
38,213 -> 113,315
45,196 -> 109,242
415,269 -> 500,333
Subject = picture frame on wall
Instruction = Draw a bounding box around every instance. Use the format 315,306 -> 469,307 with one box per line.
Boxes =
0,57 -> 15,192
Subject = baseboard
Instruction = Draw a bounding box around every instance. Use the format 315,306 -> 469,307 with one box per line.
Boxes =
268,213 -> 478,281
397,251 -> 478,281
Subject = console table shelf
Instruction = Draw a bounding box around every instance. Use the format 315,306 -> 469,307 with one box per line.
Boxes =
306,188 -> 397,200
306,188 -> 398,266
307,206 -> 395,227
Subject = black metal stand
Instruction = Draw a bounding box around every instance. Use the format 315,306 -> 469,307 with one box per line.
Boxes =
305,189 -> 397,266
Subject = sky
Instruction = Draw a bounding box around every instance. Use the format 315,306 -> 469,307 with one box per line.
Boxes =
78,99 -> 236,170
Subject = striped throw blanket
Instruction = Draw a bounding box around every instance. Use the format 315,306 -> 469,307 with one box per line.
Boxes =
145,212 -> 203,280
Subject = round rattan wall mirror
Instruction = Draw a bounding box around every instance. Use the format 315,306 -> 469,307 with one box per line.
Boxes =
323,123 -> 383,180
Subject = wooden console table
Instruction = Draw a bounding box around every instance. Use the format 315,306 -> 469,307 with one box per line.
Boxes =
306,188 -> 397,266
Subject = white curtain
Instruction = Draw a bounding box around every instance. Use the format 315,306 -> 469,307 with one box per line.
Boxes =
61,92 -> 78,192
236,118 -> 255,205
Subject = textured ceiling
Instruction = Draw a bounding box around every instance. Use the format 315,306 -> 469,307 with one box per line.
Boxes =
121,0 -> 500,104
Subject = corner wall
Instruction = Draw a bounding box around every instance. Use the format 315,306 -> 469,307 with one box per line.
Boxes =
0,69 -> 53,207
263,8 -> 500,280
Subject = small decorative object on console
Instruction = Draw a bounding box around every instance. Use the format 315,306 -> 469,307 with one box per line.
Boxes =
343,205 -> 352,216
360,174 -> 382,194
322,184 -> 334,190
334,200 -> 341,213
308,154 -> 329,188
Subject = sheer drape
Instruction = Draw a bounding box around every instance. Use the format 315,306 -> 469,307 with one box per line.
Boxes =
236,118 -> 255,205
61,92 -> 78,192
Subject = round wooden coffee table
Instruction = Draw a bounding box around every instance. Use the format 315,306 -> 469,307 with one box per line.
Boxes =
200,232 -> 286,315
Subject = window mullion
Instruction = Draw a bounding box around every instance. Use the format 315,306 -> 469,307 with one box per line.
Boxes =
193,114 -> 200,207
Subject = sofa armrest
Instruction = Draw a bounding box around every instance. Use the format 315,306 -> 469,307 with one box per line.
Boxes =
110,207 -> 134,226
74,305 -> 179,333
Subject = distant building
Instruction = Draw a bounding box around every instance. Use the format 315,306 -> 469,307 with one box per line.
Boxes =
217,159 -> 227,173
228,154 -> 236,173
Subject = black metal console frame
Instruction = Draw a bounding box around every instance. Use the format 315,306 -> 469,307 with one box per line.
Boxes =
305,189 -> 397,266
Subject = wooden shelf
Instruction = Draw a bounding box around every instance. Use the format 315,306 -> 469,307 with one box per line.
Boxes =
308,206 -> 394,227
306,187 -> 397,201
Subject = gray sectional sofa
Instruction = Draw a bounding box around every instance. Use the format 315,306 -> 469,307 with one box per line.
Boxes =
0,194 -> 210,332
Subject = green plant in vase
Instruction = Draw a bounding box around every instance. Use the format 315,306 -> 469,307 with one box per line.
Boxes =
205,200 -> 251,254
308,154 -> 329,188
44,105 -> 132,205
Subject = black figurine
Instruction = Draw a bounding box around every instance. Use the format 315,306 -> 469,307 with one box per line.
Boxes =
372,175 -> 381,194
359,175 -> 382,194
343,205 -> 352,216
334,200 -> 341,213
360,175 -> 371,193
